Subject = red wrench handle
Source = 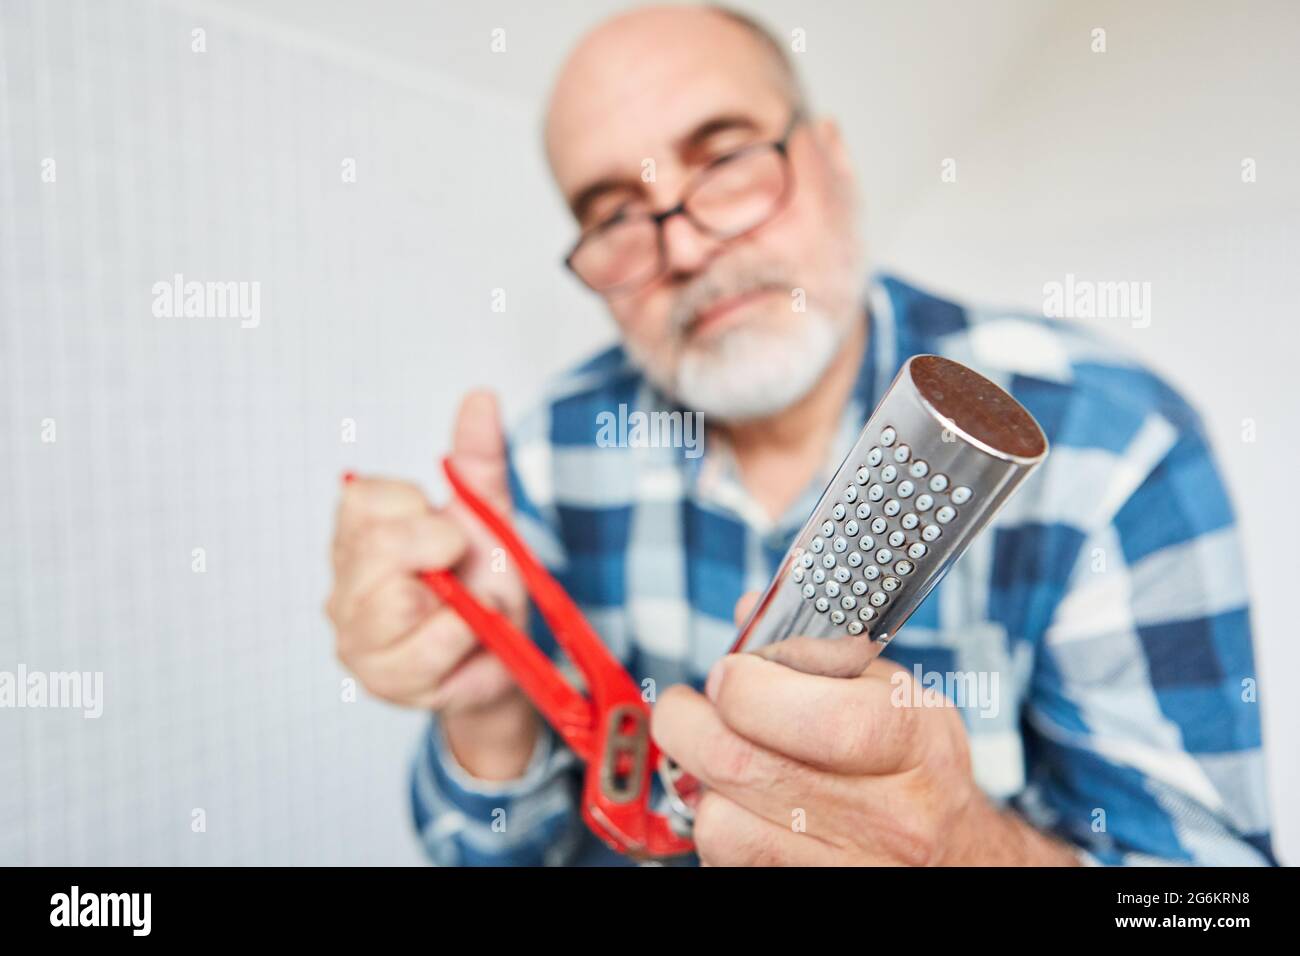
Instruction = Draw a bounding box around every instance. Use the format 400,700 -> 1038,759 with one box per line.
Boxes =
440,459 -> 638,707
420,569 -> 596,760
434,459 -> 693,859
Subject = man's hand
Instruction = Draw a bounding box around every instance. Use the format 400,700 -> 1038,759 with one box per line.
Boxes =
651,594 -> 1080,866
325,390 -> 539,780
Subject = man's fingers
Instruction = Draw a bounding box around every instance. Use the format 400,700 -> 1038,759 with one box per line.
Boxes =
750,632 -> 884,678
435,648 -> 519,714
335,476 -> 434,544
732,590 -> 760,627
331,513 -> 468,615
336,576 -> 437,655
449,389 -> 512,517
343,607 -> 479,704
651,683 -> 829,827
692,791 -> 838,866
706,652 -> 923,775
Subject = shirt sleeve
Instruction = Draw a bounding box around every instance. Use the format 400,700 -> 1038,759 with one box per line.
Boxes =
410,716 -> 585,866
1017,419 -> 1276,865
409,404 -> 588,866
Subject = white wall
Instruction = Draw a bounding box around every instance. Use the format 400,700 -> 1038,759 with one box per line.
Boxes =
0,0 -> 1294,864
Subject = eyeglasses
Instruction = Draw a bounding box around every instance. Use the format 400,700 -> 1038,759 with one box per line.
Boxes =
564,110 -> 804,296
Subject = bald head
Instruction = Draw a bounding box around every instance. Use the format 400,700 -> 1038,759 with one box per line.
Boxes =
544,5 -> 804,189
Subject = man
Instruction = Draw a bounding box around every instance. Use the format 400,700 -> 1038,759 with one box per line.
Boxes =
326,5 -> 1274,865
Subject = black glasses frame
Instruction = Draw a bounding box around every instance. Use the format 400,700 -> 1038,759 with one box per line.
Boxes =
564,109 -> 805,296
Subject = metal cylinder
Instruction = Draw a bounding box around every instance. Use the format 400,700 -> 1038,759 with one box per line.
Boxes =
659,355 -> 1049,823
731,354 -> 1049,676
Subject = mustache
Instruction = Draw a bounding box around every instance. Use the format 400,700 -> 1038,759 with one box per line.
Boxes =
668,263 -> 798,334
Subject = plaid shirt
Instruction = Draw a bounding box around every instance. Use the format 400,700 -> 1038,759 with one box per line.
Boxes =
410,274 -> 1275,866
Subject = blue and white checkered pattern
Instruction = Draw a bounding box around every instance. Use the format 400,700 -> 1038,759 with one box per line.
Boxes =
410,275 -> 1276,866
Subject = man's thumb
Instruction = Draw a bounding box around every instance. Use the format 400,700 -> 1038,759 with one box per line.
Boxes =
449,389 -> 512,515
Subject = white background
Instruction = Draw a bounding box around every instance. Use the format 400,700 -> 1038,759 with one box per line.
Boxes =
1,0 -> 1295,864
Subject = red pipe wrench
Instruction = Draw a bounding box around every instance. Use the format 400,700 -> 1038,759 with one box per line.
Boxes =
420,458 -> 694,861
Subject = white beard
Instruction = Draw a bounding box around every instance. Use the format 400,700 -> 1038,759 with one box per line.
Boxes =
633,305 -> 849,422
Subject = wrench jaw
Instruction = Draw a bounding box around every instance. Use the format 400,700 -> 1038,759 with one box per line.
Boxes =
598,703 -> 649,804
583,705 -> 695,861
657,754 -> 702,831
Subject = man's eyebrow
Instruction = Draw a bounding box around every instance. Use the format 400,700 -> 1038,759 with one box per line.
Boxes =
675,113 -> 763,153
568,176 -> 643,224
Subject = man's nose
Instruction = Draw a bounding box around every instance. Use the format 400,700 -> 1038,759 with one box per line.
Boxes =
660,213 -> 721,279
